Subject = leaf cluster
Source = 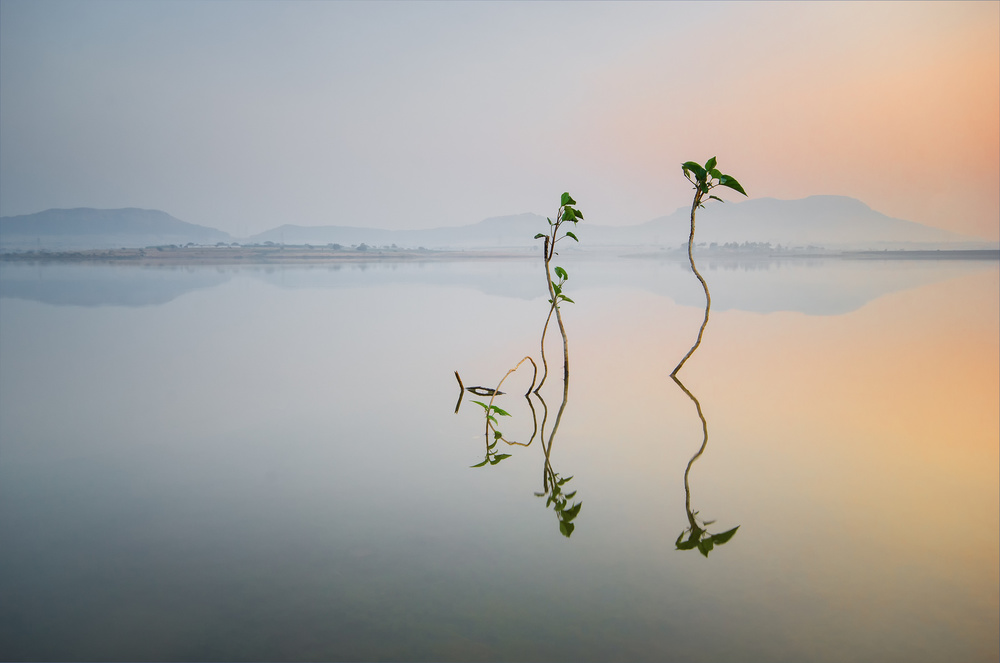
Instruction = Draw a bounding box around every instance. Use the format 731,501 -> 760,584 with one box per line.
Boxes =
470,400 -> 513,467
549,265 -> 574,306
536,473 -> 582,537
534,192 -> 582,255
681,157 -> 747,208
675,521 -> 739,558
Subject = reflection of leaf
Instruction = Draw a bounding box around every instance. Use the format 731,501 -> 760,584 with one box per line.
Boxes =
491,406 -> 511,417
697,538 -> 714,557
561,502 -> 582,523
709,526 -> 739,546
471,459 -> 489,468
559,521 -> 576,537
490,453 -> 511,465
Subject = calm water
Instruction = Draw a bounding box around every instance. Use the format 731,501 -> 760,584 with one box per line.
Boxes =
1,255 -> 997,662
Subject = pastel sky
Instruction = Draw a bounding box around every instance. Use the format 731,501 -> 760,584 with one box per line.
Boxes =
1,1 -> 997,239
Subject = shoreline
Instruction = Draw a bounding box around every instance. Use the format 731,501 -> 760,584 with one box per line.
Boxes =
1,246 -> 997,265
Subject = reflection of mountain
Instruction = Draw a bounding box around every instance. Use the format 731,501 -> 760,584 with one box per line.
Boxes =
3,257 -> 994,313
0,208 -> 231,250
0,263 -> 232,307
250,256 -> 995,316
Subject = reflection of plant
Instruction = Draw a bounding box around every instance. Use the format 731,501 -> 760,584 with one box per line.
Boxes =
672,374 -> 739,557
672,158 -> 746,377
470,400 -> 513,467
467,357 -> 536,468
535,192 -> 582,391
676,518 -> 739,558
537,470 -> 582,538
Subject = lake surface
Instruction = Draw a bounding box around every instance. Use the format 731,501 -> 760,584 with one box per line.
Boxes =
1,255 -> 997,662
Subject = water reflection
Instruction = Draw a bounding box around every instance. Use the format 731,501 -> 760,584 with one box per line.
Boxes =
672,374 -> 740,556
455,361 -> 582,537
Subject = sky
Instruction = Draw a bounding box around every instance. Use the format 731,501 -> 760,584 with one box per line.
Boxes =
1,1 -> 997,240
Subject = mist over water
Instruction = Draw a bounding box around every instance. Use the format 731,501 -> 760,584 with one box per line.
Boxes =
1,257 -> 997,662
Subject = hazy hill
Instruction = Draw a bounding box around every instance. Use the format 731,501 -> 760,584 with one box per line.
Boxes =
2,197 -> 992,252
248,213 -> 548,249
247,196 -> 987,250
626,195 -> 974,249
0,208 -> 231,250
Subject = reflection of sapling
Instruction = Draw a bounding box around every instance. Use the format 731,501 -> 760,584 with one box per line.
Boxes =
534,192 -> 582,391
672,158 -> 747,376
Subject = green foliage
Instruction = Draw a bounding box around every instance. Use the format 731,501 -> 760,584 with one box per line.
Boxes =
676,520 -> 740,557
537,192 -> 583,304
470,399 -> 515,466
681,157 -> 747,209
536,472 -> 583,538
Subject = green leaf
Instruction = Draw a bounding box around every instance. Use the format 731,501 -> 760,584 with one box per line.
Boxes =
708,195 -> 724,203
718,175 -> 747,196
559,521 -> 576,537
494,430 -> 503,439
709,526 -> 740,546
705,156 -> 717,171
547,217 -> 553,225
676,535 -> 699,550
471,400 -> 488,410
491,405 -> 511,417
697,538 -> 714,557
471,459 -> 489,468
561,208 -> 576,222
534,233 -> 546,239
554,266 -> 568,280
561,192 -> 576,206
561,502 -> 582,522
564,490 -> 577,499
559,295 -> 575,304
565,231 -> 579,242
709,168 -> 723,181
493,453 -> 511,463
682,161 -> 707,181
552,282 -> 562,296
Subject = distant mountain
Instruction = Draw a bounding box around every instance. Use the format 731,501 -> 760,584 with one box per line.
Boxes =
248,213 -> 549,249
622,195 -> 975,249
0,208 -> 231,250
247,196 -> 987,251
2,197 -> 991,252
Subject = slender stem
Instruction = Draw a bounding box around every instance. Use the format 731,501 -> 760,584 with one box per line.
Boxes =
536,236 -> 553,392
454,371 -> 465,414
672,374 -> 708,531
671,191 -> 711,377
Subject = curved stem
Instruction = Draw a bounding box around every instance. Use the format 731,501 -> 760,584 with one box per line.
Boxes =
672,374 -> 708,530
672,192 -> 711,377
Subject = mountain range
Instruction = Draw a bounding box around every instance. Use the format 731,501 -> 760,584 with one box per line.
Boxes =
1,196 -> 993,251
